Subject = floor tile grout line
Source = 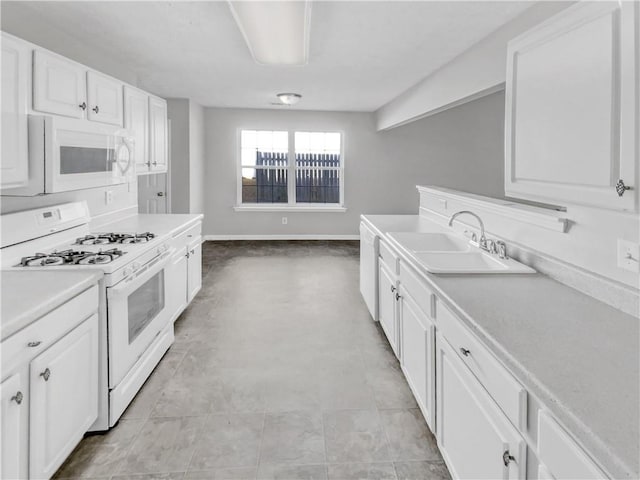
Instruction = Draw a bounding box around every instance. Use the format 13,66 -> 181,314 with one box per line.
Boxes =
254,411 -> 268,470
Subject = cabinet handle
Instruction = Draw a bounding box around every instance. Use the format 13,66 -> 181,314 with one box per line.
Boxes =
616,179 -> 632,197
502,450 -> 516,466
79,102 -> 87,110
460,347 -> 471,357
92,105 -> 99,114
152,161 -> 158,166
27,341 -> 42,347
390,286 -> 396,293
395,292 -> 401,301
40,368 -> 51,382
157,192 -> 165,197
11,391 -> 23,405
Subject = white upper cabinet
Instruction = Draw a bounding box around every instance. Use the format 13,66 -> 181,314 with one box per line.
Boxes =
505,1 -> 638,211
149,95 -> 168,173
87,71 -> 123,126
1,33 -> 29,189
124,86 -> 150,171
33,50 -> 87,119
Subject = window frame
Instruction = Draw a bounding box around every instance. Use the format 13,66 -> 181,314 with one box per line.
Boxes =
235,128 -> 346,212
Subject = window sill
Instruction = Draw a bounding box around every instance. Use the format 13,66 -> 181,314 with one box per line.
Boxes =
234,205 -> 347,213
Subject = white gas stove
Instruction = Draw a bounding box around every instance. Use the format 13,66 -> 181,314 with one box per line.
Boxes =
1,202 -> 176,430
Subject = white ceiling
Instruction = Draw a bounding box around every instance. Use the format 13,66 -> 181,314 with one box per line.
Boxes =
1,1 -> 533,112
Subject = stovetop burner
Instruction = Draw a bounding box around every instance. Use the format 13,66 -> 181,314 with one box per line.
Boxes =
75,232 -> 156,245
20,248 -> 125,267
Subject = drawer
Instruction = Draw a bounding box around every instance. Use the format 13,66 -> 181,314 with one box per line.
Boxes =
399,261 -> 434,319
379,239 -> 399,275
537,410 -> 606,479
438,303 -> 527,429
172,221 -> 202,249
1,285 -> 99,377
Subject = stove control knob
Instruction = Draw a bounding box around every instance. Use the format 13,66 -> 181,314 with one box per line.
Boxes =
132,262 -> 141,271
123,267 -> 132,277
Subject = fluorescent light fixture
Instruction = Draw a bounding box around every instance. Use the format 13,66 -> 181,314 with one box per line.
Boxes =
228,1 -> 311,65
277,93 -> 302,105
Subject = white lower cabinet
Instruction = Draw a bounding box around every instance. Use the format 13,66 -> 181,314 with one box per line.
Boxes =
29,314 -> 99,479
167,247 -> 188,323
1,372 -> 28,479
359,222 -> 378,320
187,238 -> 202,303
537,410 -> 606,480
399,289 -> 435,429
378,261 -> 399,357
436,333 -> 526,480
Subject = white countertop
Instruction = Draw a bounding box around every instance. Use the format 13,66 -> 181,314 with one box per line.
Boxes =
0,270 -> 102,342
362,214 -> 639,480
96,213 -> 203,240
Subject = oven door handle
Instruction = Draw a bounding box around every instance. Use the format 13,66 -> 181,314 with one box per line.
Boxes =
108,249 -> 174,295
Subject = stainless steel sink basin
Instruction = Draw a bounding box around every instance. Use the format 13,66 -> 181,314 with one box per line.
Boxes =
387,232 -> 535,274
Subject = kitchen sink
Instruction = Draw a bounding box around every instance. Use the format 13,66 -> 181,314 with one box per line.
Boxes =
387,232 -> 535,274
387,232 -> 470,252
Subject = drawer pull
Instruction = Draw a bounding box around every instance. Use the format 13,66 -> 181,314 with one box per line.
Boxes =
27,341 -> 42,347
460,347 -> 471,357
502,450 -> 516,466
40,368 -> 51,381
11,391 -> 23,405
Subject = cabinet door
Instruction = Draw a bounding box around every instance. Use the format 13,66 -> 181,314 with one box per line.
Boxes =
378,262 -> 399,358
1,372 -> 28,480
505,1 -> 638,211
149,96 -> 168,173
359,223 -> 378,321
187,238 -> 202,302
168,247 -> 188,322
1,34 -> 29,189
436,334 -> 526,480
537,410 -> 606,479
124,86 -> 150,172
400,290 -> 435,429
87,71 -> 123,126
33,50 -> 87,119
29,314 -> 99,480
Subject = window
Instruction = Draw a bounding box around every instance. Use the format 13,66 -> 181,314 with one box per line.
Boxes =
238,129 -> 344,209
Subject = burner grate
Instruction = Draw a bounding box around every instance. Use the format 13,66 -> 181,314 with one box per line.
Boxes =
20,248 -> 125,267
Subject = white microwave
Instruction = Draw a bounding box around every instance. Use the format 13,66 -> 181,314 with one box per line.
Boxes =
1,115 -> 135,196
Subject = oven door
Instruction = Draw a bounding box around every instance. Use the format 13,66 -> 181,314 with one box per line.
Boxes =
107,249 -> 173,388
44,116 -> 135,193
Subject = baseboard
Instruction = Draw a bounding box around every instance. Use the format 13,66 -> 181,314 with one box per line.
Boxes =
204,234 -> 360,241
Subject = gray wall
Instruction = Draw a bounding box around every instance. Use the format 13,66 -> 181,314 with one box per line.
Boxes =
189,103 -> 205,214
168,99 -> 191,214
203,91 -> 505,236
168,99 -> 205,214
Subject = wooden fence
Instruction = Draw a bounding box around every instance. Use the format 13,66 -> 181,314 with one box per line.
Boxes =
253,152 -> 340,203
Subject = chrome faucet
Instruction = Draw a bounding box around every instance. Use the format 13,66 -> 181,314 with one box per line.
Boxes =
448,210 -> 488,251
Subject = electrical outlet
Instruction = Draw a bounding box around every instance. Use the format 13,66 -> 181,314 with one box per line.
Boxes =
439,199 -> 448,210
617,239 -> 640,272
105,190 -> 114,205
282,217 -> 288,225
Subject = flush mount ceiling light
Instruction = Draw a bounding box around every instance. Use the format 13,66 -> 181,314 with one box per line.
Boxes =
276,93 -> 302,105
228,1 -> 311,65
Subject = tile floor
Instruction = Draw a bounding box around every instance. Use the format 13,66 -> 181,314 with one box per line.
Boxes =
55,241 -> 451,480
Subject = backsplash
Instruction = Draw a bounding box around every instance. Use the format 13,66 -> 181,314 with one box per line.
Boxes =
418,186 -> 640,317
0,181 -> 138,220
